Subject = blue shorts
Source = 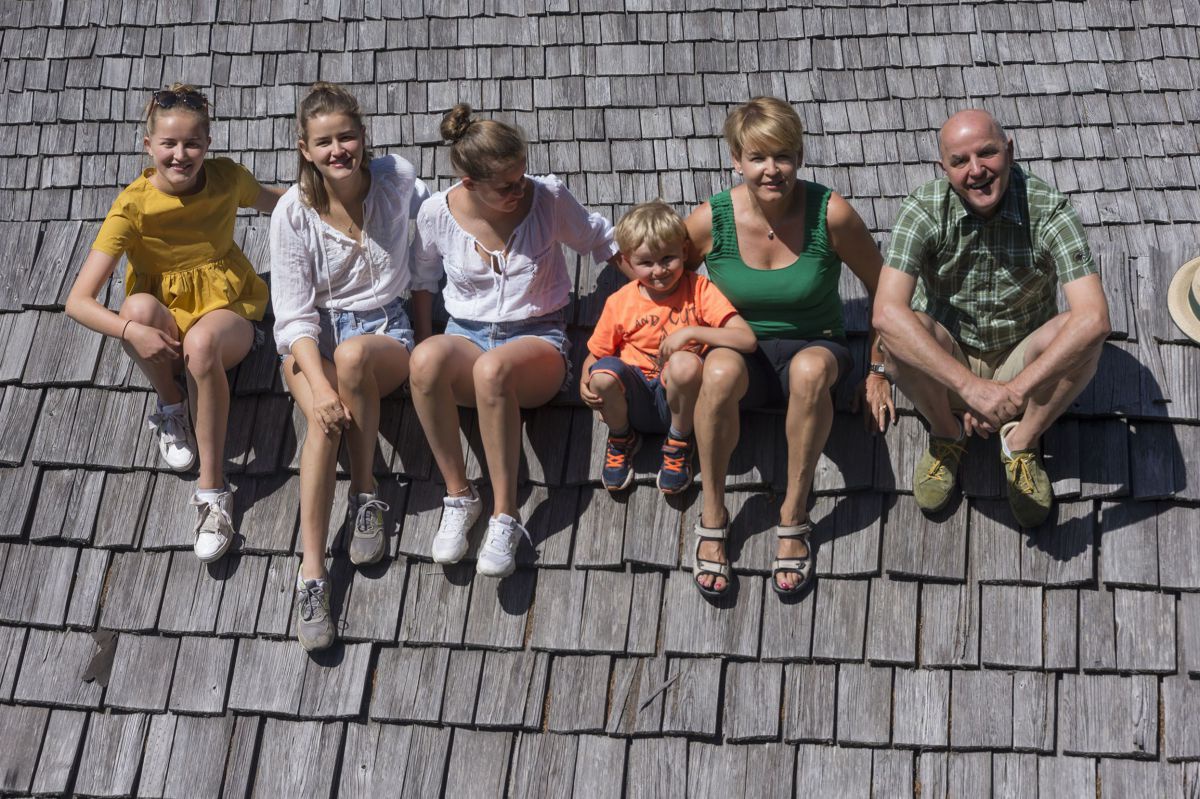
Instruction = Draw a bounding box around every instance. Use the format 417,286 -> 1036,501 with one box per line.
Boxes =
444,309 -> 572,379
313,296 -> 415,362
589,356 -> 671,435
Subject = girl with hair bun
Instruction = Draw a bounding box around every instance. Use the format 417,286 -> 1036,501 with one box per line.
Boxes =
410,103 -> 618,580
270,82 -> 440,651
66,82 -> 282,566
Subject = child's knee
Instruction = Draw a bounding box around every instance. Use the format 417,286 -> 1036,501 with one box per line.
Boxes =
588,370 -> 626,399
665,351 -> 704,387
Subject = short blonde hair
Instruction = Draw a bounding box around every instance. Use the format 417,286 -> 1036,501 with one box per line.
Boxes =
723,96 -> 805,162
614,201 -> 689,256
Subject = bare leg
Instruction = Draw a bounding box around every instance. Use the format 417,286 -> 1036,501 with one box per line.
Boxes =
182,310 -> 254,490
472,338 -> 565,518
690,348 -> 749,592
1000,312 -> 1103,451
882,312 -> 960,439
409,335 -> 484,495
333,336 -> 411,495
589,371 -> 630,432
282,355 -> 342,581
119,293 -> 183,403
662,351 -> 703,436
776,348 -> 839,588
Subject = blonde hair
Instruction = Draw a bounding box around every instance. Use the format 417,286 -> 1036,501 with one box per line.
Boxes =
144,82 -> 210,136
722,96 -> 805,163
614,201 -> 689,256
296,82 -> 372,214
440,103 -> 527,181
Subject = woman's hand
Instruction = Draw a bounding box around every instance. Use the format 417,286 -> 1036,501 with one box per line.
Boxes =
855,373 -> 895,433
312,385 -> 352,434
579,373 -> 603,410
124,322 -> 182,364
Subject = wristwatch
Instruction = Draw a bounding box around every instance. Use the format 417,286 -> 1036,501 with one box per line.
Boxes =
867,362 -> 890,380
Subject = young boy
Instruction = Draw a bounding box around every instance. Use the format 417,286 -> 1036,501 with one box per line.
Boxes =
580,201 -> 757,493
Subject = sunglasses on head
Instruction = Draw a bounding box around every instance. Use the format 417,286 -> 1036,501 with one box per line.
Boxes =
151,90 -> 208,112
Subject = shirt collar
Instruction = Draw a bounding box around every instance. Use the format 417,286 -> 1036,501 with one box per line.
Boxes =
950,164 -> 1025,225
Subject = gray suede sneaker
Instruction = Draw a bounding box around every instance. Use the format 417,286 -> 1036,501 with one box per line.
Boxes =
295,571 -> 334,652
348,492 -> 388,566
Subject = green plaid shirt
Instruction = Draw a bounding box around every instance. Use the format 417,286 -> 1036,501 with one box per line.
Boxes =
885,165 -> 1096,352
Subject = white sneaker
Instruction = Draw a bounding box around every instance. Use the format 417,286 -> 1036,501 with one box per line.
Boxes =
476,513 -> 530,578
431,488 -> 482,564
148,401 -> 196,471
191,488 -> 234,562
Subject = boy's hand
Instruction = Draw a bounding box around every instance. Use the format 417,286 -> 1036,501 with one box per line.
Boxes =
659,327 -> 700,361
579,374 -> 604,410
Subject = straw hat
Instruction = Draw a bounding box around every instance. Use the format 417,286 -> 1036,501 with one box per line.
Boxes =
1168,255 -> 1200,344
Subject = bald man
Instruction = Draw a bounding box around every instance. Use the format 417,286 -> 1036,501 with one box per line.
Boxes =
872,110 -> 1110,528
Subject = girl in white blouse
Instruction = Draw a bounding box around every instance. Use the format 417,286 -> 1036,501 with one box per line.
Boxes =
411,104 -> 618,579
271,83 -> 440,651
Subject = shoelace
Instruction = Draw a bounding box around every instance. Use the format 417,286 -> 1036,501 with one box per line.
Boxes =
922,439 -> 966,482
190,494 -> 231,535
354,498 -> 390,534
605,437 -> 635,470
438,495 -> 478,536
661,439 -> 690,473
148,407 -> 188,445
298,582 -> 326,622
484,519 -> 532,556
1007,452 -> 1038,495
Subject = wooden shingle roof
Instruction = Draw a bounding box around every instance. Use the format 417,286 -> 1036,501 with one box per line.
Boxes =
1,1 -> 1200,796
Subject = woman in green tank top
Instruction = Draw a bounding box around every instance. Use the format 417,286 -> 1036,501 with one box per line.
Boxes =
681,97 -> 893,599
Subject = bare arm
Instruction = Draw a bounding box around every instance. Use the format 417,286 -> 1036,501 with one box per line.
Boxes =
661,315 -> 757,357
409,289 -> 433,342
872,265 -> 978,396
253,185 -> 285,214
65,249 -> 128,339
66,248 -> 182,363
1006,273 -> 1110,407
825,192 -> 895,430
682,201 -> 714,270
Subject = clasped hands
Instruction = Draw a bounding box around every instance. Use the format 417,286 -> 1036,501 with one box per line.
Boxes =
959,376 -> 1026,438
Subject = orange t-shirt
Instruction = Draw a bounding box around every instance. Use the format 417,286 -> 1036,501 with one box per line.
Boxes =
588,271 -> 739,379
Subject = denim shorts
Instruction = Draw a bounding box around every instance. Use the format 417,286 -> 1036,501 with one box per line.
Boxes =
740,337 -> 854,409
312,296 -> 415,362
589,356 -> 671,434
444,309 -> 572,379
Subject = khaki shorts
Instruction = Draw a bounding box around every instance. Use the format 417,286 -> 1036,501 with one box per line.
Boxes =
942,322 -> 1035,411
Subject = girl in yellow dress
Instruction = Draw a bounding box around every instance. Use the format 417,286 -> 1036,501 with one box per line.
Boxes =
66,83 -> 282,563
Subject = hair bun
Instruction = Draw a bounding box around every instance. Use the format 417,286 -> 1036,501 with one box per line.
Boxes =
440,103 -> 475,144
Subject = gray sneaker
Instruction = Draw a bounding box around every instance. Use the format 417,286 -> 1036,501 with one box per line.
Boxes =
348,492 -> 388,566
295,571 -> 334,652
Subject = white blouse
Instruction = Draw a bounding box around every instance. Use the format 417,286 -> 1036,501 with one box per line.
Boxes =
416,173 -> 618,323
270,154 -> 441,355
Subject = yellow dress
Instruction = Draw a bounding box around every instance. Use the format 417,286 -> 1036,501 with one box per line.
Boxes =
92,157 -> 269,334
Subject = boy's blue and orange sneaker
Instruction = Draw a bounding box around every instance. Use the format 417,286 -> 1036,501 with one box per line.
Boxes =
657,436 -> 695,494
602,430 -> 641,491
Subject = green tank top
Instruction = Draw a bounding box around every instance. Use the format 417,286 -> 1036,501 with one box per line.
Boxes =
705,182 -> 845,340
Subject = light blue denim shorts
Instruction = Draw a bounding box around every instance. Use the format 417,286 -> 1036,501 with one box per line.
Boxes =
314,296 -> 415,362
444,308 -> 572,380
